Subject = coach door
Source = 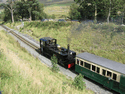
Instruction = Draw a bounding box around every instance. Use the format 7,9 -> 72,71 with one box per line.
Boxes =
120,75 -> 125,94
102,69 -> 113,88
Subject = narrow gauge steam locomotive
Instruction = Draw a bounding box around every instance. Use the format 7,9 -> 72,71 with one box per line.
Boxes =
39,37 -> 125,94
39,37 -> 76,68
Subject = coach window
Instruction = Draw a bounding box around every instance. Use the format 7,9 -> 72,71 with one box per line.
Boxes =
102,69 -> 106,76
113,73 -> 117,80
84,62 -> 91,69
107,71 -> 112,77
80,61 -> 83,66
92,65 -> 96,71
77,59 -> 79,65
96,67 -> 100,73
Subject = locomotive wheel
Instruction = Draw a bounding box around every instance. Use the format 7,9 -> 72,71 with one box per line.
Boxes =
58,59 -> 62,64
40,50 -> 43,55
58,59 -> 66,68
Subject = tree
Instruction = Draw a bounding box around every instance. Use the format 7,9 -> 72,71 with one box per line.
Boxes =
90,0 -> 101,23
3,7 -> 11,22
23,0 -> 45,21
0,0 -> 46,22
0,0 -> 17,23
121,3 -> 125,24
74,0 -> 125,23
69,3 -> 81,20
51,54 -> 59,72
102,0 -> 124,23
114,0 -> 125,24
107,0 -> 111,23
15,0 -> 45,21
0,11 -> 5,21
72,73 -> 85,90
74,0 -> 99,20
16,1 -> 29,20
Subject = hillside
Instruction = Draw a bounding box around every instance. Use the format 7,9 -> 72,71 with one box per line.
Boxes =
0,28 -> 93,94
4,21 -> 125,65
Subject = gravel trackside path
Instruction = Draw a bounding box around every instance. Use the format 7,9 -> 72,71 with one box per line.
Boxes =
0,26 -> 118,94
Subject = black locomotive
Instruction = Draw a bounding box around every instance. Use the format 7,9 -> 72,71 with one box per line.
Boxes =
39,37 -> 76,68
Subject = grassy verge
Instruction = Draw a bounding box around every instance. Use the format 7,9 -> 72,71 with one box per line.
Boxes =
4,21 -> 125,64
0,29 -> 94,94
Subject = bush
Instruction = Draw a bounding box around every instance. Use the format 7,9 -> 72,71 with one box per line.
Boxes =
26,21 -> 72,29
116,26 -> 125,32
69,3 -> 81,20
51,14 -> 56,19
51,54 -> 59,72
72,73 -> 85,90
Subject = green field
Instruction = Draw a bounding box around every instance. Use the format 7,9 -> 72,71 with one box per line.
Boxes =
44,4 -> 71,19
0,29 -> 94,94
43,0 -> 74,19
40,0 -> 74,6
45,2 -> 73,7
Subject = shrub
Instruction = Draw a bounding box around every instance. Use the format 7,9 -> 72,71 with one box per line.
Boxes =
116,26 -> 125,33
51,14 -> 56,19
72,73 -> 85,90
69,3 -> 81,20
51,54 -> 59,72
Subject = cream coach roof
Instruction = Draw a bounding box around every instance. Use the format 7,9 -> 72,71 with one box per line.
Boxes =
76,52 -> 125,74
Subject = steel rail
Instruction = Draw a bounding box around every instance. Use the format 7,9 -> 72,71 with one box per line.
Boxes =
0,25 -> 39,50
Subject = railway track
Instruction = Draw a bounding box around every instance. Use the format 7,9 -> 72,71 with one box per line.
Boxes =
0,25 -> 39,50
0,24 -> 117,94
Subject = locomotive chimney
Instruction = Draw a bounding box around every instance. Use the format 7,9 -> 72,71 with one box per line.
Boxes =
67,44 -> 70,54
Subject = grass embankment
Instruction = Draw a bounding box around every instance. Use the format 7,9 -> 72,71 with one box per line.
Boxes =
4,21 -> 125,64
0,29 -> 93,94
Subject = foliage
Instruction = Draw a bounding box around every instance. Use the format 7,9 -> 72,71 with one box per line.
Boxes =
24,0 -> 42,20
3,8 -> 11,22
51,14 -> 56,19
1,0 -> 47,22
72,73 -> 85,90
116,26 -> 125,32
73,0 -> 125,23
51,54 -> 59,72
69,3 -> 81,20
0,11 -> 4,21
0,0 -> 17,23
25,21 -> 72,29
16,1 -> 29,20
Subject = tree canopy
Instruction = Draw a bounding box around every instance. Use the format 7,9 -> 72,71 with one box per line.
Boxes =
0,0 -> 47,22
69,0 -> 125,23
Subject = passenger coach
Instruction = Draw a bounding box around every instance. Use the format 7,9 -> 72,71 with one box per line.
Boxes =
75,52 -> 125,94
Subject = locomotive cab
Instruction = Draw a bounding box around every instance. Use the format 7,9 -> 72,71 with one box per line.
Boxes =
40,37 -> 57,52
40,37 -> 56,47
